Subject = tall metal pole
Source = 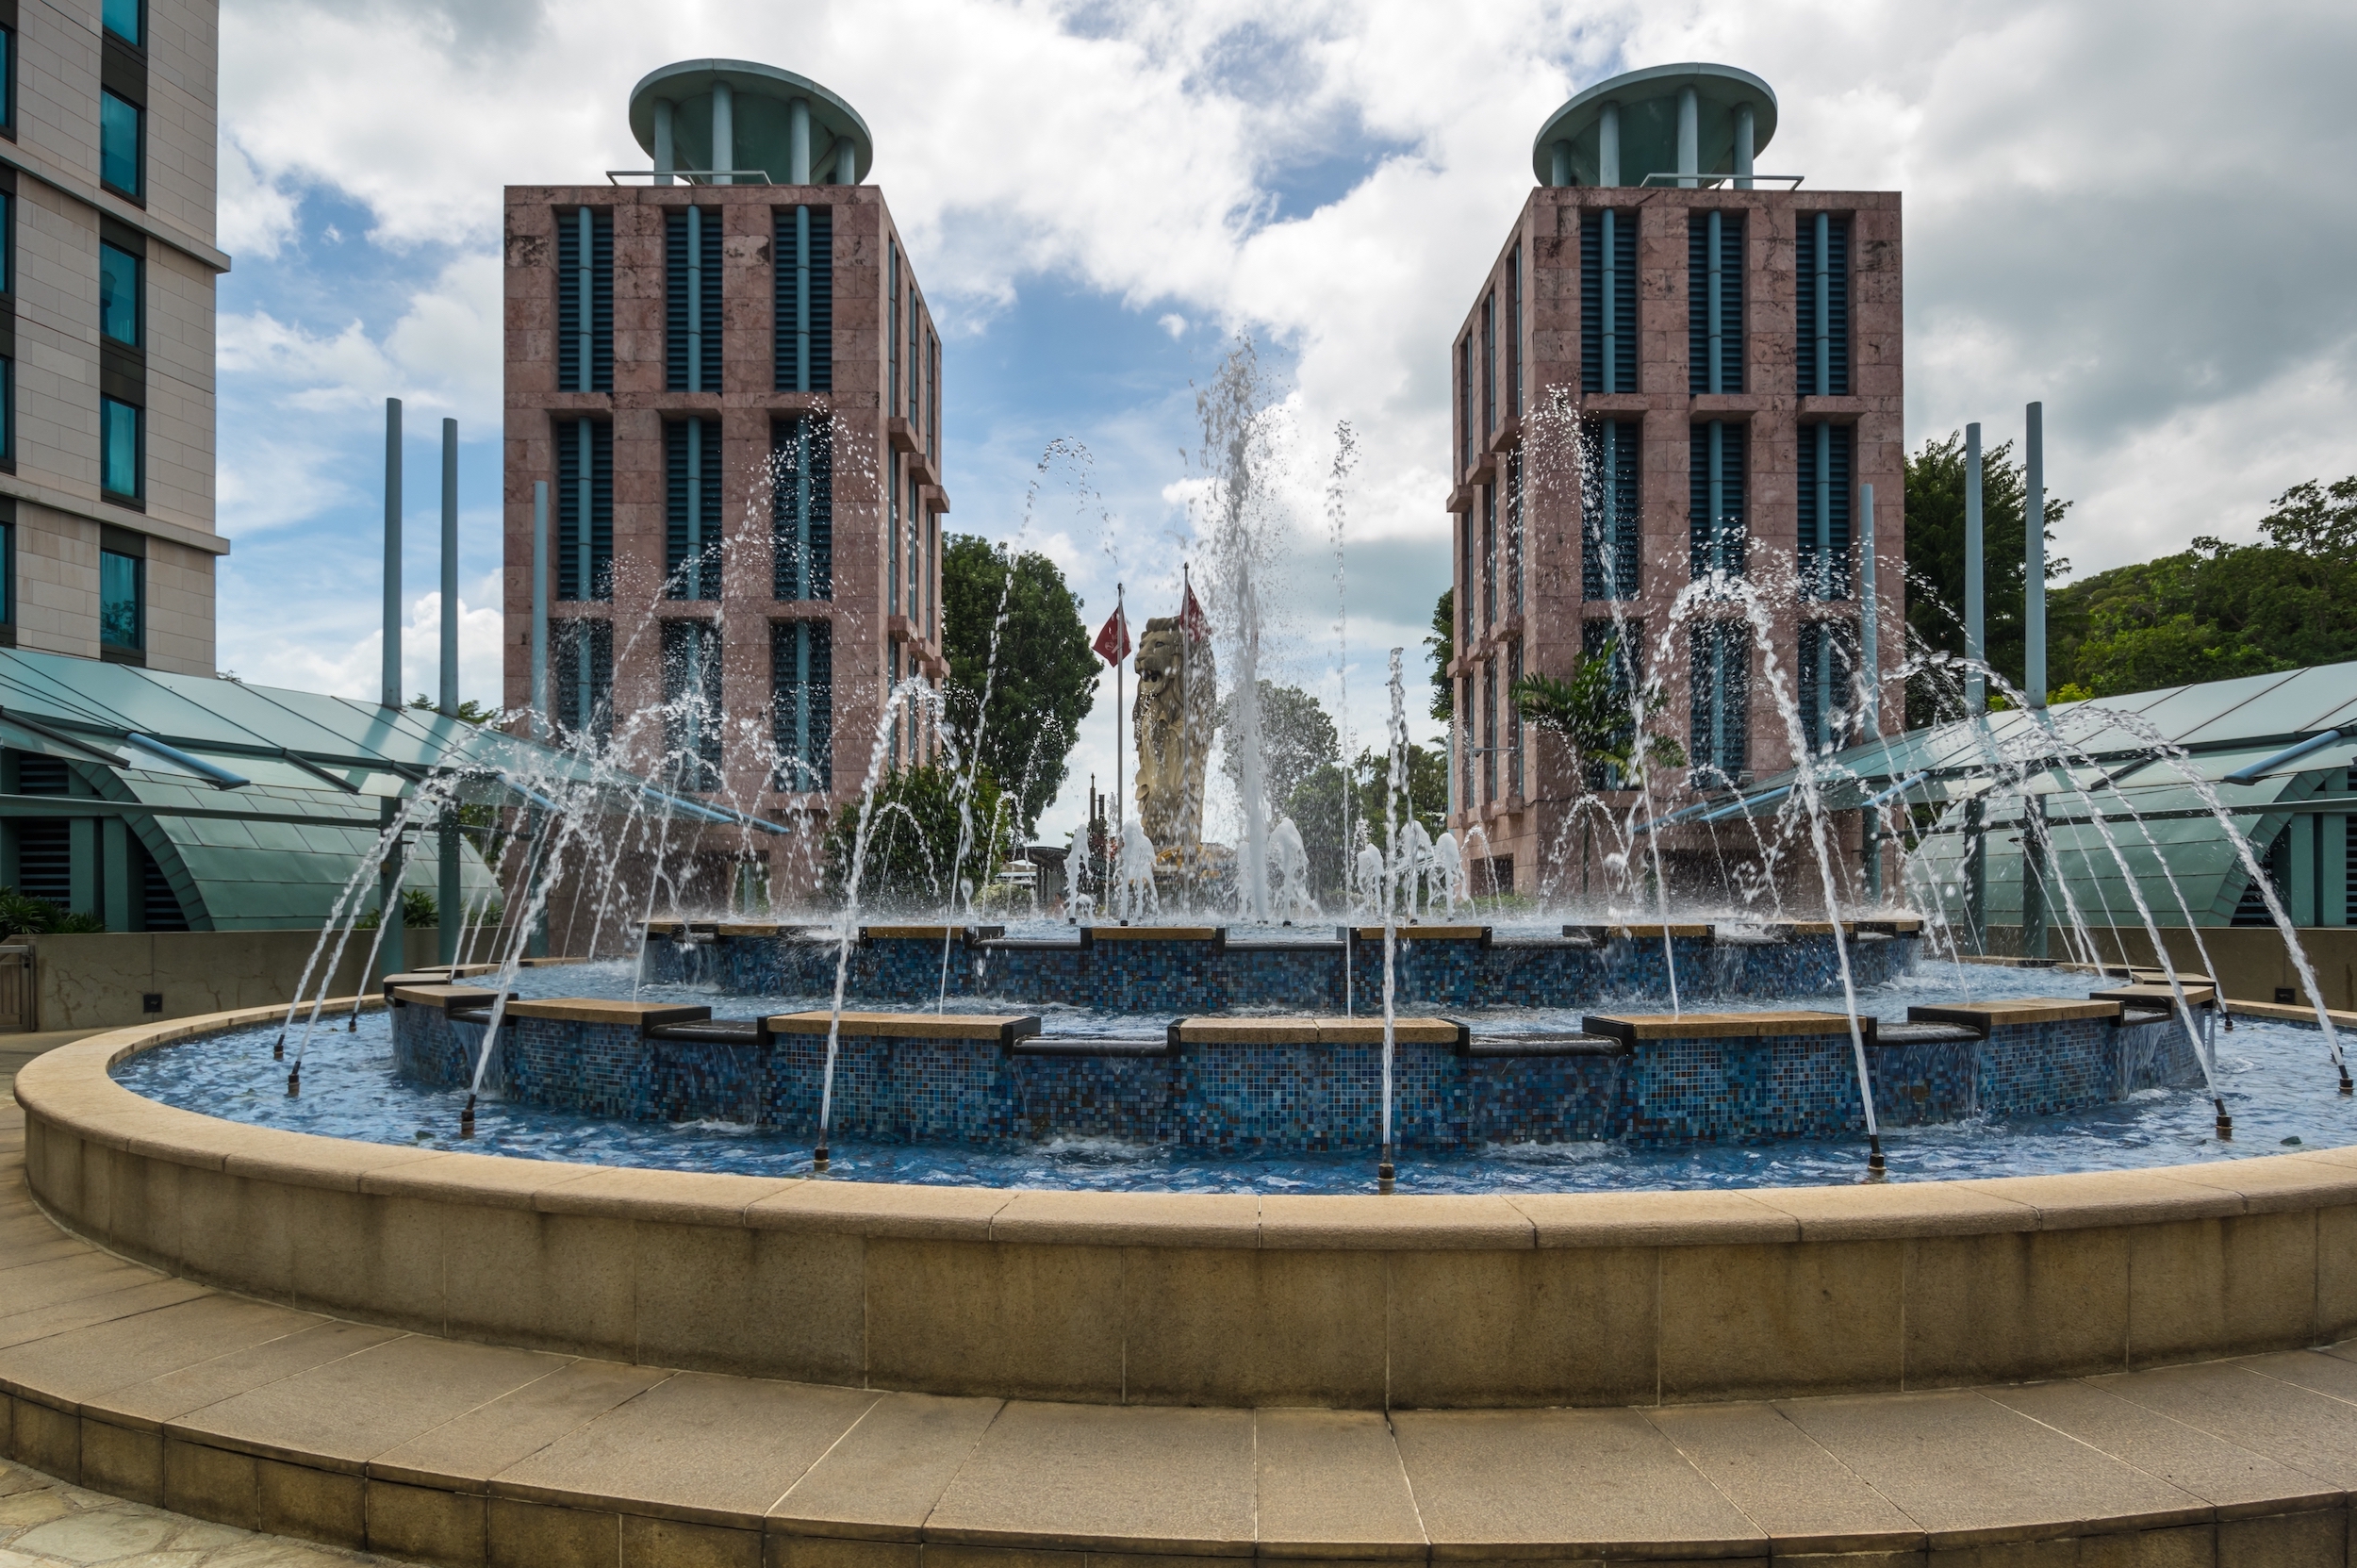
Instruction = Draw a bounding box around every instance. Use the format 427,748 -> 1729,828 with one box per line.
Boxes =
382,398 -> 402,709
1964,422 -> 1985,713
438,418 -> 461,969
439,419 -> 459,717
530,481 -> 550,738
1858,482 -> 1881,904
2024,402 -> 2046,712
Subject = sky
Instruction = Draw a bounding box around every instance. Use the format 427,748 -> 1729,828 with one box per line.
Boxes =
211,0 -> 2357,843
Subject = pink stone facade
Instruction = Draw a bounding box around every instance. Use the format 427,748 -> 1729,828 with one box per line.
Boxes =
1446,187 -> 1904,898
502,184 -> 947,874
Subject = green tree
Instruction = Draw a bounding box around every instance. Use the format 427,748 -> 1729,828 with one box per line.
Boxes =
1902,433 -> 2071,718
1509,635 -> 1685,785
1426,588 -> 1454,721
941,535 -> 1096,837
2050,476 -> 2357,697
821,764 -> 1019,912
1218,681 -> 1339,814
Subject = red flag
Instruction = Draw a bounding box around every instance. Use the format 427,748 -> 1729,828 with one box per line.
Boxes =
1093,606 -> 1131,665
1178,584 -> 1211,642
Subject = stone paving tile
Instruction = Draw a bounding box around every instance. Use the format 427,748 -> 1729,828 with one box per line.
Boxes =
924,1398 -> 1257,1551
1643,1398 -> 1920,1550
0,1458 -> 403,1567
1983,1375 -> 2337,1514
0,1298 -> 324,1409
771,1390 -> 1001,1537
2091,1356 -> 2357,1488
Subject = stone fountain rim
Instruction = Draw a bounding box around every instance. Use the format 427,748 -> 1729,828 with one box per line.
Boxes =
24,1000 -> 2355,1246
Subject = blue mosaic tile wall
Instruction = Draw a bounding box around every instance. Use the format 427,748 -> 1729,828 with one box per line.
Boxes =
637,927 -> 1919,1014
389,989 -> 2200,1152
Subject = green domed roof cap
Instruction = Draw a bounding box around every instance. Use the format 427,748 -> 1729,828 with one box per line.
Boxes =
1531,62 -> 1776,187
629,58 -> 874,185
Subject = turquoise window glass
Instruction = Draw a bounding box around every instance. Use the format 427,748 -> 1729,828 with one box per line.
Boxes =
0,31 -> 11,134
100,91 -> 140,196
101,397 -> 140,499
102,0 -> 140,46
99,241 -> 140,345
99,549 -> 140,650
0,193 -> 10,294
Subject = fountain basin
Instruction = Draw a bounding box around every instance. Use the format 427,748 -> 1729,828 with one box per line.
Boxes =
23,1000 -> 2357,1410
645,919 -> 1923,1012
387,985 -> 2205,1149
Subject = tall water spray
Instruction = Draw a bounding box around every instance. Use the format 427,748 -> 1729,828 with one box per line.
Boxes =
1196,341 -> 1277,921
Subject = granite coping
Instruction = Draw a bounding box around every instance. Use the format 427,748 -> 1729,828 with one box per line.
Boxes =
502,999 -> 713,1027
21,1001 -> 2357,1262
6,1106 -> 2357,1560
1585,1010 -> 1858,1041
1088,925 -> 1221,942
1910,998 -> 2124,1030
386,984 -> 503,1012
1172,1017 -> 1464,1047
765,1011 -> 1042,1043
2093,983 -> 2218,1007
1350,925 -> 1490,942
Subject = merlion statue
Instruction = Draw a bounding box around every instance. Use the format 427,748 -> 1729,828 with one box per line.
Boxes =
1132,617 -> 1217,849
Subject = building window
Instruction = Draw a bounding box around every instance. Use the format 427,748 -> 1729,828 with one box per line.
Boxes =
774,206 -> 832,392
1481,486 -> 1496,626
555,418 -> 613,602
664,417 -> 721,600
771,619 -> 832,794
0,356 -> 12,470
661,620 -> 723,791
99,91 -> 141,200
1481,289 -> 1495,436
1689,622 -> 1750,785
554,207 -> 612,393
1580,208 -> 1636,394
889,644 -> 904,769
665,207 -> 721,392
0,508 -> 14,629
100,396 -> 140,501
1459,511 -> 1475,641
1482,660 -> 1497,802
1797,619 -> 1857,756
1459,675 -> 1475,807
928,332 -> 940,466
1580,619 -> 1640,789
908,289 -> 923,426
103,0 -> 142,46
1458,336 -> 1473,475
1,21 -> 15,137
551,620 -> 612,745
99,239 -> 141,346
1508,243 -> 1523,416
1507,638 -> 1523,798
1689,209 -> 1744,394
1507,451 -> 1524,617
888,456 -> 900,614
1689,421 -> 1748,577
1797,421 -> 1854,601
1581,419 -> 1639,602
887,240 -> 899,413
100,543 -> 142,652
907,476 -> 922,618
772,414 -> 832,601
0,186 -> 10,293
1796,213 -> 1851,397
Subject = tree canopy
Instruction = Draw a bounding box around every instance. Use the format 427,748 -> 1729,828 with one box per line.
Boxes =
1426,588 -> 1454,721
941,534 -> 1096,837
2045,477 -> 2357,697
1901,432 -> 2071,718
822,763 -> 1018,912
1217,680 -> 1339,816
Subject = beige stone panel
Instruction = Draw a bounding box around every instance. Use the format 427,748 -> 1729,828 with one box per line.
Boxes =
865,1237 -> 1124,1402
77,1413 -> 161,1505
164,1434 -> 260,1530
1659,1240 -> 1904,1402
2128,1214 -> 2318,1367
1924,1544 -> 2083,1568
169,1162 -> 298,1301
2072,1524 -> 2216,1568
258,1453 -> 368,1547
916,1547 -> 1082,1568
631,1221 -> 864,1383
924,1401 -> 1255,1553
768,1540 -> 921,1568
9,1394 -> 76,1482
623,1512 -> 765,1568
487,1495 -> 621,1568
1903,1228 -> 2130,1387
368,1477 -> 488,1568
0,1288 -> 321,1407
440,1204 -> 638,1361
1119,1245 -> 1383,1408
1643,1402 -> 1920,1555
107,1316 -> 404,1427
772,1391 -> 999,1538
1252,1408 -> 1425,1557
1388,1245 -> 1656,1410
2216,1510 -> 2343,1568
278,1187 -> 449,1332
1983,1378 -> 2335,1515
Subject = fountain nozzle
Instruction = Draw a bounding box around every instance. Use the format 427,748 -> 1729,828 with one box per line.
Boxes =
286,1063 -> 300,1096
2215,1098 -> 2233,1140
272,1033 -> 284,1061
2341,1067 -> 2352,1097
460,1094 -> 475,1139
1865,1135 -> 1887,1181
813,1142 -> 831,1175
1377,1142 -> 1394,1196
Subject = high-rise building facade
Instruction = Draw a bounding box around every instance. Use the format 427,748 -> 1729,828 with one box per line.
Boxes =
0,0 -> 225,675
503,60 -> 948,854
1445,63 -> 1902,897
